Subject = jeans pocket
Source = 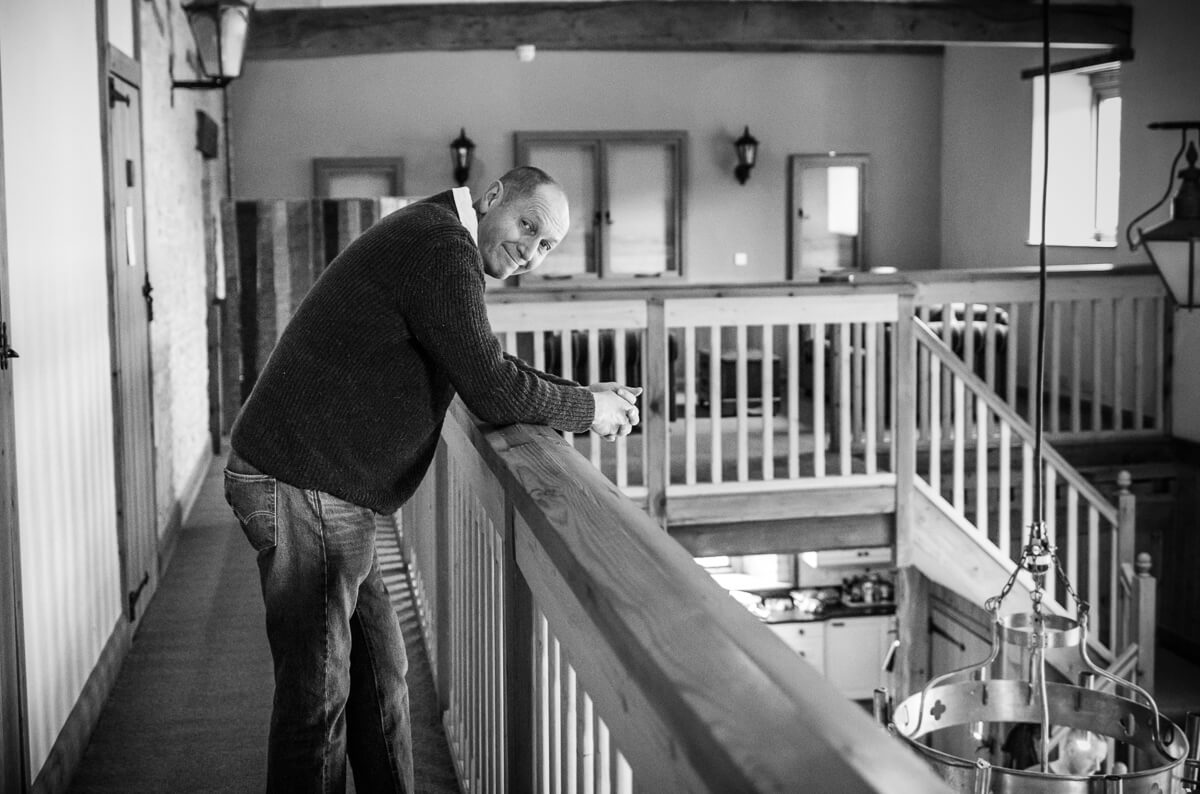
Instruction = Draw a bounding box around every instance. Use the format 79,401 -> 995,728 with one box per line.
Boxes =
223,469 -> 278,551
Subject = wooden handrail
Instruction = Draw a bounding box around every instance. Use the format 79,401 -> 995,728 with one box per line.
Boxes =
438,399 -> 950,792
913,318 -> 1119,525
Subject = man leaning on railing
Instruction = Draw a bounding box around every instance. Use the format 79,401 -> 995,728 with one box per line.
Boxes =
222,166 -> 641,794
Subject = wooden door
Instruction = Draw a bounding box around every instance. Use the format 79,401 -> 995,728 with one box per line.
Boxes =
0,64 -> 30,794
106,56 -> 157,624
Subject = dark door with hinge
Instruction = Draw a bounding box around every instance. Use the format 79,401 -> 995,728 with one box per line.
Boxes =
106,58 -> 157,625
0,60 -> 30,794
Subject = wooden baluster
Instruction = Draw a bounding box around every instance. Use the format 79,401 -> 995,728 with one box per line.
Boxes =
1154,297 -> 1166,431
1113,297 -> 1124,431
683,324 -> 697,486
852,322 -> 864,445
537,614 -> 550,794
645,301 -> 669,527
839,323 -> 852,476
1006,303 -> 1019,410
762,324 -> 775,481
563,664 -> 577,794
1087,507 -> 1100,649
1027,300 -> 1038,429
1091,299 -> 1102,432
1066,486 -> 1079,618
551,637 -> 562,794
1021,441 -> 1033,551
709,326 -> 722,484
1134,298 -> 1145,430
1050,301 -> 1061,434
579,688 -> 593,794
984,303 -> 997,403
615,329 -> 629,489
736,324 -> 749,482
1070,301 -> 1082,434
1045,465 -> 1057,604
917,307 -> 930,443
588,329 -> 602,469
616,753 -> 633,794
1117,470 -> 1136,569
506,500 -> 534,794
1133,552 -> 1156,694
865,322 -> 877,475
962,303 -> 976,434
975,396 -> 988,536
561,330 -> 575,445
787,323 -> 800,480
953,370 -> 965,513
998,419 -> 1011,558
813,322 -> 826,478
595,715 -> 610,794
941,302 -> 954,441
929,353 -> 942,494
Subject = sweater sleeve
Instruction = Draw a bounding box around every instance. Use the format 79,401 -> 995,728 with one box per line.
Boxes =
503,352 -> 582,387
401,236 -> 595,433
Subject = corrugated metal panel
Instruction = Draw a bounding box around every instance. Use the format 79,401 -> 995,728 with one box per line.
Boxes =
1,0 -> 124,776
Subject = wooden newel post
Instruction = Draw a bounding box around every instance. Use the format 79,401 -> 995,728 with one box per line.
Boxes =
644,299 -> 670,529
1116,470 -> 1136,570
1133,551 -> 1157,694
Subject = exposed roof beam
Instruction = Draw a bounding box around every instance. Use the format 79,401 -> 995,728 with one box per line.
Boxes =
246,1 -> 1132,60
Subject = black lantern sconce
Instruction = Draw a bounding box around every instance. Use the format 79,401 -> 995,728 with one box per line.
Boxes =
1127,121 -> 1200,310
734,126 -> 759,185
451,128 -> 476,187
172,0 -> 255,90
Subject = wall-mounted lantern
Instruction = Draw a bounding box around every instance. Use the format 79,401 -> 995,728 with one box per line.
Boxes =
734,126 -> 759,185
1127,121 -> 1200,310
451,128 -> 476,187
172,0 -> 255,90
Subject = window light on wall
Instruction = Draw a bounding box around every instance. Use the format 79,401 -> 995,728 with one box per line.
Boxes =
1027,66 -> 1122,247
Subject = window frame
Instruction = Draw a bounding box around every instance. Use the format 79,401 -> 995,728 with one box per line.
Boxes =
513,130 -> 687,284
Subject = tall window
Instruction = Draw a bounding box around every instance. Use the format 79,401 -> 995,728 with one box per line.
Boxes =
1028,66 -> 1121,246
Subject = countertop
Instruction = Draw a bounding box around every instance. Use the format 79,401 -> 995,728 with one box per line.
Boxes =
759,601 -> 896,624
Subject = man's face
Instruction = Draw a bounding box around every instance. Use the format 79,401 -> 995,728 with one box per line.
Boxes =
476,182 -> 569,280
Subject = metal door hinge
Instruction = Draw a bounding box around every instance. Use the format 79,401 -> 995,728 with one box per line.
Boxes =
108,77 -> 131,108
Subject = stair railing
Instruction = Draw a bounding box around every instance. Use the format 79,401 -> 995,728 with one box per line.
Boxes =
913,316 -> 1140,664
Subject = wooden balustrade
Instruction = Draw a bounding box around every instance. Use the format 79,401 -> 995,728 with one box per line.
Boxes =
913,319 -> 1139,660
908,265 -> 1168,442
400,399 -> 950,793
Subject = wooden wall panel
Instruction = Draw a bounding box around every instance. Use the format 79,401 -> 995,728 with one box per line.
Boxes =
219,197 -> 414,430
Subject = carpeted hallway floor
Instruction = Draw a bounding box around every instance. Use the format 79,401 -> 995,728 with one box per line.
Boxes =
66,452 -> 459,794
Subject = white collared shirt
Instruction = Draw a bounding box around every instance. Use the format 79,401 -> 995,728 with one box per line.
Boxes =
451,186 -> 478,244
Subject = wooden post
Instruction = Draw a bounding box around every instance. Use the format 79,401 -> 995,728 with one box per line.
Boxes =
435,438 -> 453,709
1116,470 -> 1135,569
894,565 -> 931,700
505,497 -> 535,794
1133,552 -> 1157,695
644,298 -> 670,529
894,293 -> 917,568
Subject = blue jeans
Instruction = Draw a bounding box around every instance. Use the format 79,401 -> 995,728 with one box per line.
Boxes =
224,453 -> 414,794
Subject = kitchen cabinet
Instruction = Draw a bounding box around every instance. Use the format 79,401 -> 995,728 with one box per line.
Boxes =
769,613 -> 894,700
809,546 -> 892,568
514,131 -> 686,282
768,621 -> 826,675
825,614 -> 893,699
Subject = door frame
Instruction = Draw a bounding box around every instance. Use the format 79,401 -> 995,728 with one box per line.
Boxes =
0,53 -> 31,794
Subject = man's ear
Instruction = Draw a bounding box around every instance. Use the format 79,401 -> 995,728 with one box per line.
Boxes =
479,179 -> 504,214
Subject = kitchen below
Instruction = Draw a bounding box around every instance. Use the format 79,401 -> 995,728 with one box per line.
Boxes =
704,547 -> 897,702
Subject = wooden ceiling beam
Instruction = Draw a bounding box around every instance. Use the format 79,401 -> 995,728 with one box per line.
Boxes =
246,2 -> 1132,60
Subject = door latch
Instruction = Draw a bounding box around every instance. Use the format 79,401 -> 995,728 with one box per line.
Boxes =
142,276 -> 155,322
0,321 -> 18,370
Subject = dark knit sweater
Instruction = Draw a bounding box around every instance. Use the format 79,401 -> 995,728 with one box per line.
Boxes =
230,191 -> 595,514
